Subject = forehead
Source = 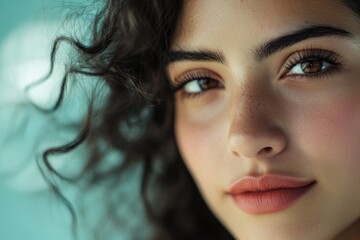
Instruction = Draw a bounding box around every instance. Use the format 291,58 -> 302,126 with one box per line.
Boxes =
172,0 -> 358,50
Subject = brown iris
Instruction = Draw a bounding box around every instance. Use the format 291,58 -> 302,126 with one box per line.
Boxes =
198,78 -> 219,90
300,59 -> 323,74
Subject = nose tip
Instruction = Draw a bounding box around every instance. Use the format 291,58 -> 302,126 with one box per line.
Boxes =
228,128 -> 287,159
227,80 -> 287,160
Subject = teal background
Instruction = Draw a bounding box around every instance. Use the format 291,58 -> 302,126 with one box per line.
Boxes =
1,1 -> 45,37
0,186 -> 73,240
0,1 -> 146,239
0,1 -> 82,240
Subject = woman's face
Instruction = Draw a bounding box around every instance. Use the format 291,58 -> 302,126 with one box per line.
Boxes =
168,0 -> 360,239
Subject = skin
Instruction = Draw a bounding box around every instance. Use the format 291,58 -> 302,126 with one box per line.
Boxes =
168,0 -> 360,239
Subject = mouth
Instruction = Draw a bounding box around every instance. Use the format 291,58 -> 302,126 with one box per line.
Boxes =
228,174 -> 316,214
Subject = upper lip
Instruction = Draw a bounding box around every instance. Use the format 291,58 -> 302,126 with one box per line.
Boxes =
228,174 -> 315,194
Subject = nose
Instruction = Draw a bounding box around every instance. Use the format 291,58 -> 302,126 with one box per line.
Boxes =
228,87 -> 287,160
228,126 -> 287,159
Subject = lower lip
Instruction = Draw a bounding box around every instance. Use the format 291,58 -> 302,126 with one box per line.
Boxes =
231,183 -> 315,214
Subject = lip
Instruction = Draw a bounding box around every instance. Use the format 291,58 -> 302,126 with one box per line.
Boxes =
228,174 -> 316,214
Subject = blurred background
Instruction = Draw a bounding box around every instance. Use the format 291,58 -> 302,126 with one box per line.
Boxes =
0,1 -> 88,239
0,1 -> 148,239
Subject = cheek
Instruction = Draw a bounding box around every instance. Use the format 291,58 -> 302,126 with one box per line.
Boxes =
294,93 -> 360,166
175,115 -> 219,170
174,105 -> 227,192
174,96 -> 227,166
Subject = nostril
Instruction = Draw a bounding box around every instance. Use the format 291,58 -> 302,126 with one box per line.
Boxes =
232,150 -> 240,157
260,147 -> 272,155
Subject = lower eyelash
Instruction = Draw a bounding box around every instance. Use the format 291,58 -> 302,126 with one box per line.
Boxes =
177,90 -> 206,100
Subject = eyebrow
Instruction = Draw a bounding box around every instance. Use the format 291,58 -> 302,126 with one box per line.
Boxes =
168,25 -> 354,64
254,25 -> 354,61
168,49 -> 225,64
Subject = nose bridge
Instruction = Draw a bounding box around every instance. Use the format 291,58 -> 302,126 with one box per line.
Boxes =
228,82 -> 287,159
232,83 -> 268,132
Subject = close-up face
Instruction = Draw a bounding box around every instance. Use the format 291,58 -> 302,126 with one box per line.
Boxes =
168,0 -> 360,239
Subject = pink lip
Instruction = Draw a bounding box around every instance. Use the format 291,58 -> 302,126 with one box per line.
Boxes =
228,174 -> 316,214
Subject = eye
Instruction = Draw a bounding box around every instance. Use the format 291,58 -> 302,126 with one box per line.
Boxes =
171,70 -> 224,98
288,59 -> 331,75
282,49 -> 342,79
183,78 -> 221,94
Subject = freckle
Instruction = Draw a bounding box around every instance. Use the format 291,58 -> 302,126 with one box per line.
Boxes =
238,85 -> 265,119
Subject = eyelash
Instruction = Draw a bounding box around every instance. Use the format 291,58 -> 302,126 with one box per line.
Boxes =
172,48 -> 343,98
171,71 -> 222,99
282,48 -> 343,79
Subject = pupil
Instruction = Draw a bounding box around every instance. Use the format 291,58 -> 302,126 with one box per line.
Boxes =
301,60 -> 323,73
199,78 -> 215,89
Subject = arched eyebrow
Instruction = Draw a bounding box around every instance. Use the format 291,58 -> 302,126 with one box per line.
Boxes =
168,48 -> 225,64
168,25 -> 354,65
254,25 -> 354,61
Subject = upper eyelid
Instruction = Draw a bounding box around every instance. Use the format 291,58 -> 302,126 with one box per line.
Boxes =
172,69 -> 222,85
167,59 -> 228,83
